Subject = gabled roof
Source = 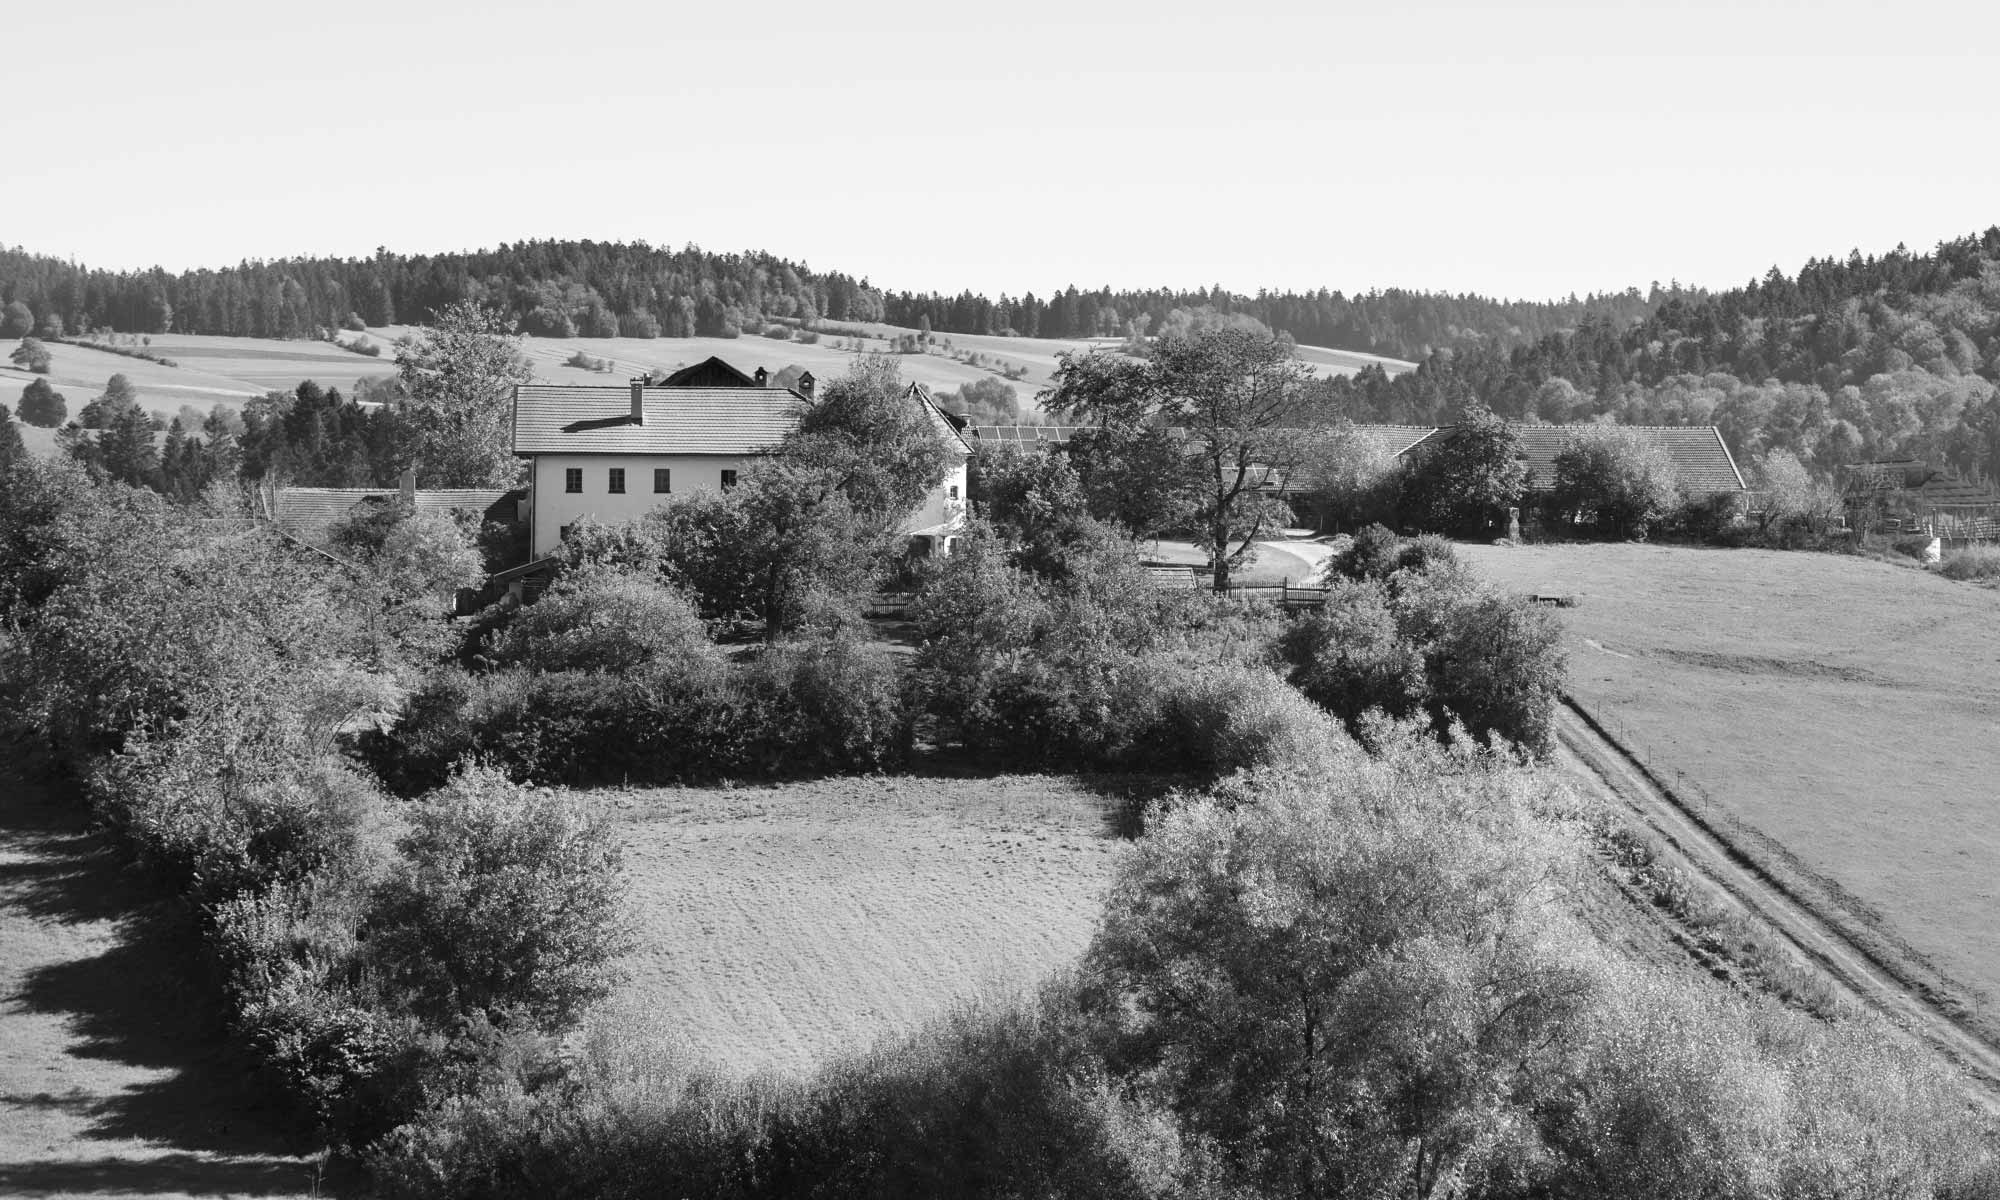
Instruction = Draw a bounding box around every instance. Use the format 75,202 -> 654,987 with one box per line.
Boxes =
1479,424 -> 1746,494
513,385 -> 804,456
1353,425 -> 1441,458
654,356 -> 759,388
268,487 -> 515,546
908,383 -> 974,456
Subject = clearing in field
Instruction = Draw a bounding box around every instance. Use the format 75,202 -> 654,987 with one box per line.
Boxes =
1463,542 -> 2000,1040
604,771 -> 1131,1077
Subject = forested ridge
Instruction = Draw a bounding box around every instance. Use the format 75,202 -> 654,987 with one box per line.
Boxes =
1332,227 -> 2000,482
0,239 -> 1654,361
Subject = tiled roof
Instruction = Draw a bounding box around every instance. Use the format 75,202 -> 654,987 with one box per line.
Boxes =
270,487 -> 514,546
909,383 -> 974,455
1353,425 -> 1441,458
512,385 -> 804,456
1496,424 -> 1746,494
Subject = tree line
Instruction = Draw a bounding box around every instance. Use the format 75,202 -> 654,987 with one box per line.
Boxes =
1326,227 -> 2000,482
0,240 -> 1660,363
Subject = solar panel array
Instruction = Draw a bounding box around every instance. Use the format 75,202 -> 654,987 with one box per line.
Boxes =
966,425 -> 1088,444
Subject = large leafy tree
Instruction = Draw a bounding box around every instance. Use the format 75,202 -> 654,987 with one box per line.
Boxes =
1546,426 -> 1682,538
1397,404 -> 1525,535
1083,742 -> 1598,1200
1,301 -> 32,338
393,301 -> 534,487
1044,328 -> 1325,589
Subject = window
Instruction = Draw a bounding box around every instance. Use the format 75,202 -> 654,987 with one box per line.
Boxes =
559,523 -> 574,541
721,469 -> 738,491
564,468 -> 582,494
654,468 -> 672,494
948,485 -> 960,501
608,467 -> 626,494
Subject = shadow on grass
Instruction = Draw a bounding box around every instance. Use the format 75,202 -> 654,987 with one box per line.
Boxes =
898,746 -> 1198,839
0,754 -> 347,1195
0,1153 -> 328,1198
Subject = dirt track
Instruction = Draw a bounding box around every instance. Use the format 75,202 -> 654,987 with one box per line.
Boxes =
1554,698 -> 2000,1109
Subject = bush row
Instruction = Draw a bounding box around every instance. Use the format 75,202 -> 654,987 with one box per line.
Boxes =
0,458 -> 629,1153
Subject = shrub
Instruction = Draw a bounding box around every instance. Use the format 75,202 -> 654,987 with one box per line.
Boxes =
739,633 -> 912,774
342,312 -> 368,331
363,764 -> 630,1032
1939,545 -> 2000,581
485,568 -> 718,676
1157,660 -> 1358,778
1329,521 -> 1403,581
564,349 -> 613,372
1279,579 -> 1429,728
1426,587 -> 1565,755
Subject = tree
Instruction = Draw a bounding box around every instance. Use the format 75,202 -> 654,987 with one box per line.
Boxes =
0,403 -> 24,472
1063,425 -> 1205,539
1083,742 -> 1598,1200
1756,448 -> 1843,537
17,378 -> 67,427
788,353 -> 954,525
1,301 -> 32,338
92,402 -> 161,489
1545,426 -> 1683,538
9,337 -> 51,374
1397,405 -> 1526,535
393,301 -> 534,487
79,373 -> 139,428
1045,328 -> 1325,589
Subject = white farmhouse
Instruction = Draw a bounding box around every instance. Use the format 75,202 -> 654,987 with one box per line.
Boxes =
511,358 -> 969,559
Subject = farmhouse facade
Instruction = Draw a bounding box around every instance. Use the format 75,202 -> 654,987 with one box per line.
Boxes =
512,360 -> 970,558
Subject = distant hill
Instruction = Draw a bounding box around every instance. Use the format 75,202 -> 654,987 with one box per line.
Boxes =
1326,227 -> 2000,483
0,240 -> 1647,364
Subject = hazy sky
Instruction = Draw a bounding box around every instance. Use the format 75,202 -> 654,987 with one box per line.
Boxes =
11,0 -> 1997,303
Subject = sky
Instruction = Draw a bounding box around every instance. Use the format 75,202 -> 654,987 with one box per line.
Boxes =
9,0 -> 1998,304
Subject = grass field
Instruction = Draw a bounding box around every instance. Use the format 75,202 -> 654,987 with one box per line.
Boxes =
1463,542 -> 2000,1038
6,321 -> 1413,446
601,771 -> 1131,1077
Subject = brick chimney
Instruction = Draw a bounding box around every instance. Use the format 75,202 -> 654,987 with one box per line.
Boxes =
799,370 -> 816,400
629,378 -> 646,424
399,467 -> 416,505
754,366 -> 768,387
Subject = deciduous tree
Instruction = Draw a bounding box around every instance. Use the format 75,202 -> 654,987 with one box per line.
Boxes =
393,301 -> 534,487
17,377 -> 67,427
9,337 -> 51,374
1045,328 -> 1325,589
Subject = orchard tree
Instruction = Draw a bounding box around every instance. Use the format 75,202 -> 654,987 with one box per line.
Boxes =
393,301 -> 534,487
18,378 -> 68,427
1044,327 -> 1326,589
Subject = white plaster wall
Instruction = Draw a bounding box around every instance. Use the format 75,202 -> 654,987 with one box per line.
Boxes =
529,451 -> 971,556
529,453 -> 756,555
905,456 -> 970,533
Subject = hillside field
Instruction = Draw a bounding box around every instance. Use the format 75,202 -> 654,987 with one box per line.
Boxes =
602,771 -> 1131,1077
5,323 -> 1413,445
1463,542 -> 2000,1039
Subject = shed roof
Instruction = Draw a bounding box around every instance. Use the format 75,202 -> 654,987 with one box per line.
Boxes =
512,385 -> 804,456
